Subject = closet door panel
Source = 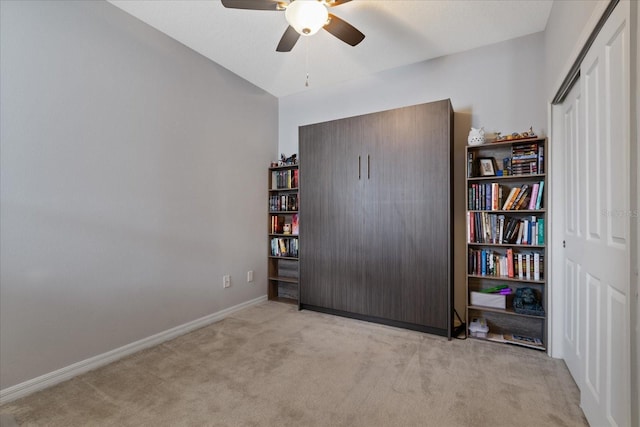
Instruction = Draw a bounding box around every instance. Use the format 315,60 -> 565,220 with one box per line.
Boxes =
299,120 -> 364,311
364,101 -> 452,328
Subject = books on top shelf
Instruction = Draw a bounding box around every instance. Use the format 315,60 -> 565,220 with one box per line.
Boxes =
468,247 -> 544,280
511,141 -> 544,175
271,168 -> 299,190
467,139 -> 544,178
468,181 -> 544,211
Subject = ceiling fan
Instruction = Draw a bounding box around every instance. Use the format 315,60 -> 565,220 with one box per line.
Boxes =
220,0 -> 365,52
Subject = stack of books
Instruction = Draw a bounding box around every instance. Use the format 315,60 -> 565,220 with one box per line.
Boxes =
511,142 -> 543,175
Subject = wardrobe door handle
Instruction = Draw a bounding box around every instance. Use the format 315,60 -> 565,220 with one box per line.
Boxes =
367,155 -> 370,179
358,156 -> 361,180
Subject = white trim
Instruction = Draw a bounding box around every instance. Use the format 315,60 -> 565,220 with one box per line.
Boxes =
548,101 -> 565,360
0,295 -> 267,404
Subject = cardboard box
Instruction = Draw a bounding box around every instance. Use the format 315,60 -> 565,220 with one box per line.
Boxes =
470,291 -> 513,309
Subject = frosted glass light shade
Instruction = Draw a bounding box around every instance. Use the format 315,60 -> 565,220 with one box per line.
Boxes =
285,0 -> 328,36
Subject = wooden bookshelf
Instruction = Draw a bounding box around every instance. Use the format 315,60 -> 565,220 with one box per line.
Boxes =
268,163 -> 299,305
465,137 -> 548,350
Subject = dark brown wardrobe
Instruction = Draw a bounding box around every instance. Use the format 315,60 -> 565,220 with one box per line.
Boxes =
298,99 -> 454,337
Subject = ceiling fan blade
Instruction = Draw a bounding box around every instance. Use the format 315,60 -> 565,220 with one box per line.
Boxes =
220,0 -> 285,11
326,0 -> 352,6
276,26 -> 301,52
323,13 -> 365,47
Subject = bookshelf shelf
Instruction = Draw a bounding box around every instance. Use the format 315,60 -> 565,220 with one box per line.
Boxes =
269,211 -> 299,214
268,164 -> 300,305
468,334 -> 546,351
270,296 -> 298,305
467,243 -> 545,249
467,305 -> 546,319
467,274 -> 546,284
268,187 -> 298,193
467,173 -> 546,182
466,137 -> 548,350
268,276 -> 298,284
467,209 -> 546,214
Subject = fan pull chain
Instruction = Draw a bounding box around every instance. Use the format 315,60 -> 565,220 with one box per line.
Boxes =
305,37 -> 309,87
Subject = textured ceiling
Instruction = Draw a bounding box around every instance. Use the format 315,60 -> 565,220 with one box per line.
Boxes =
108,0 -> 553,97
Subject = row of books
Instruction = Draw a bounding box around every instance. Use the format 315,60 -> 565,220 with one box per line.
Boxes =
502,181 -> 544,210
269,194 -> 298,212
468,180 -> 544,211
270,237 -> 299,258
468,248 -> 544,280
271,169 -> 299,190
270,214 -> 299,234
468,212 -> 544,245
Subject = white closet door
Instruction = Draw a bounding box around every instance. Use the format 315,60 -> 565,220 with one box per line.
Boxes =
560,1 -> 631,426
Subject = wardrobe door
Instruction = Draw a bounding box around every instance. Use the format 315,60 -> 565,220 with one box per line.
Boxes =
299,120 -> 364,311
364,101 -> 452,330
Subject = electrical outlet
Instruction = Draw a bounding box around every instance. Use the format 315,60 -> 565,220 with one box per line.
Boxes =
247,270 -> 254,282
223,275 -> 231,288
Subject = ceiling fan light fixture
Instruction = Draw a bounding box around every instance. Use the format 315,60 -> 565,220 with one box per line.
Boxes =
285,0 -> 329,36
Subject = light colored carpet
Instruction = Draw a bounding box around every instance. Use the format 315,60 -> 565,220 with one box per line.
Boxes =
0,301 -> 587,426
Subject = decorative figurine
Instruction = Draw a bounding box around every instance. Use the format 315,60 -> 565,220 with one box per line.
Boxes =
468,127 -> 486,145
513,287 -> 545,316
280,153 -> 297,165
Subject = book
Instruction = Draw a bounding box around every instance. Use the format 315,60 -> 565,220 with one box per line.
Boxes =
514,191 -> 531,210
497,214 -> 505,244
510,185 -> 529,210
516,222 -> 524,244
503,187 -> 520,210
537,218 -> 545,245
537,145 -> 544,173
530,216 -> 537,245
517,253 -> 523,279
535,180 -> 544,209
467,152 -> 474,178
292,214 -> 299,235
528,183 -> 540,210
501,187 -> 517,210
504,218 -> 519,243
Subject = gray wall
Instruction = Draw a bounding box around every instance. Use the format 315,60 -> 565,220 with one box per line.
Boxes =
279,32 -> 546,321
543,0 -> 604,98
0,0 -> 277,389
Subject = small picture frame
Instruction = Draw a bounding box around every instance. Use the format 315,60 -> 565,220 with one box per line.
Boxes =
478,158 -> 497,176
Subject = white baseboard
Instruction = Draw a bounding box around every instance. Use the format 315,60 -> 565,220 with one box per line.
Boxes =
0,295 -> 267,405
